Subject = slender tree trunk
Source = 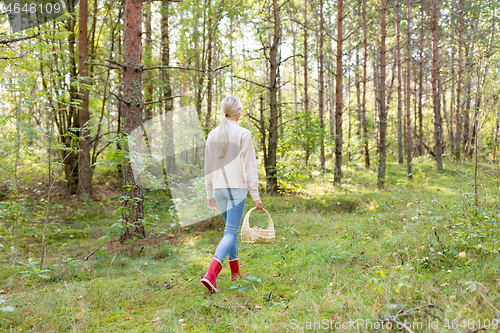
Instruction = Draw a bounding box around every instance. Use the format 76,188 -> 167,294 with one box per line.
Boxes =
430,0 -> 443,170
406,0 -> 413,179
120,0 -> 145,243
117,33 -> 123,179
303,0 -> 310,165
377,0 -> 388,189
292,22 -> 298,125
361,0 -> 370,168
205,18 -> 214,131
334,0 -> 343,183
161,1 -> 176,175
65,17 -> 80,195
454,0 -> 464,160
396,0 -> 404,164
374,47 -> 380,154
144,0 -> 153,122
494,97 -> 500,161
265,0 -> 280,194
329,68 -> 335,140
78,0 -> 92,199
463,0 -> 482,158
318,0 -> 325,170
417,3 -> 424,156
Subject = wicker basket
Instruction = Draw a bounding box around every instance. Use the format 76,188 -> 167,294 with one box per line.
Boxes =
240,208 -> 275,244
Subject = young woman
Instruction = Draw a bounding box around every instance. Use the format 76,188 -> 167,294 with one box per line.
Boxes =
201,96 -> 263,293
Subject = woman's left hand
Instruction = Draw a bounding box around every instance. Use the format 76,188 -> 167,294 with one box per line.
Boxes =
207,199 -> 217,210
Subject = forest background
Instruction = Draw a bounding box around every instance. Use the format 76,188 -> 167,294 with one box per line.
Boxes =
0,0 -> 499,331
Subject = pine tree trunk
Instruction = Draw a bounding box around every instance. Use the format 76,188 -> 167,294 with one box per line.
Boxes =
417,3 -> 425,156
265,0 -> 280,194
494,97 -> 500,161
334,0 -> 343,184
318,0 -> 325,170
405,0 -> 413,179
161,1 -> 176,175
144,0 -> 153,123
303,0 -> 310,165
454,0 -> 464,160
78,0 -> 92,199
361,0 -> 370,168
205,18 -> 214,132
431,0 -> 443,170
396,0 -> 404,164
377,0 -> 388,189
292,23 -> 298,125
120,0 -> 145,243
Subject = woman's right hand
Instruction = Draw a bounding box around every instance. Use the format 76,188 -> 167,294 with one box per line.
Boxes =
254,200 -> 263,210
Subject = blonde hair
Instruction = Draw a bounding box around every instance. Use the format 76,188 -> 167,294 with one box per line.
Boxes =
215,96 -> 242,158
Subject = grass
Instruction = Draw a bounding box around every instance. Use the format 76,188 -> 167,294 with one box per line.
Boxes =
1,159 -> 500,332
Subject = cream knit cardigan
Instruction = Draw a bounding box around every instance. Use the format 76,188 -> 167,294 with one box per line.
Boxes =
205,120 -> 260,201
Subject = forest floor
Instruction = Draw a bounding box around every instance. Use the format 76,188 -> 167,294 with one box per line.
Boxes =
1,159 -> 499,332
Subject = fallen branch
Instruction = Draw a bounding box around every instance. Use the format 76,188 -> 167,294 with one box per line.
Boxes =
83,249 -> 98,261
382,317 -> 415,333
381,304 -> 444,333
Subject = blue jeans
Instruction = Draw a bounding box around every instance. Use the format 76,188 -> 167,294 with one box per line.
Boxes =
213,188 -> 247,264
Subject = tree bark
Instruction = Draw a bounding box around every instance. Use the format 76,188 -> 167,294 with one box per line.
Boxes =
78,0 -> 92,199
377,0 -> 388,189
303,0 -> 310,165
454,0 -> 464,160
334,0 -> 343,184
361,0 -> 370,168
318,0 -> 325,170
161,1 -> 176,175
417,3 -> 424,156
494,97 -> 500,161
396,0 -> 404,164
265,0 -> 280,194
120,0 -> 145,243
405,0 -> 413,179
144,0 -> 154,123
430,0 -> 443,170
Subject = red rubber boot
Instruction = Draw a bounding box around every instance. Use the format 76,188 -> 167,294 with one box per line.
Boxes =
229,258 -> 246,281
201,258 -> 222,292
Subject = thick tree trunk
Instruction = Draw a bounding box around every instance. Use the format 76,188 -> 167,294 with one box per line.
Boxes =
161,1 -> 176,175
78,0 -> 92,199
417,3 -> 424,156
361,0 -> 370,169
265,0 -> 280,194
334,0 -> 343,184
430,0 -> 443,170
405,0 -> 413,179
120,0 -> 145,243
396,0 -> 404,164
377,0 -> 388,189
454,0 -> 464,160
318,0 -> 325,170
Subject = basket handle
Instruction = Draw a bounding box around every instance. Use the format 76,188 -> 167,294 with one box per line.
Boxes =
242,207 -> 273,231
